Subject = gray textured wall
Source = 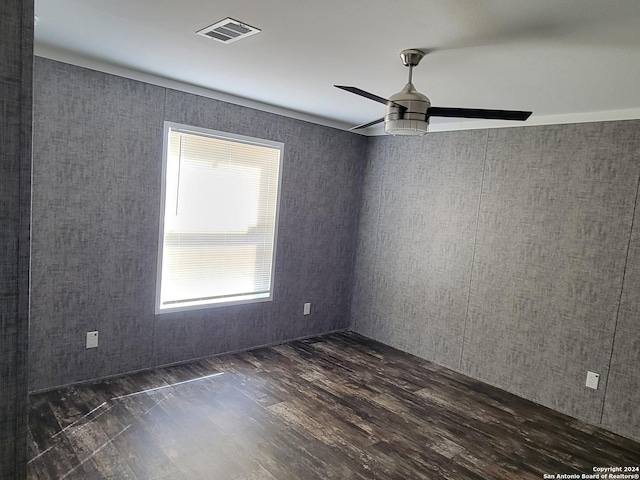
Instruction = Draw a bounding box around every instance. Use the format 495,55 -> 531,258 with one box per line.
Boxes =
351,121 -> 640,441
602,179 -> 640,441
0,0 -> 32,477
351,132 -> 487,370
30,58 -> 365,391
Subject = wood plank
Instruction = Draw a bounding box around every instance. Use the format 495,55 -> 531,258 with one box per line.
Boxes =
28,332 -> 640,479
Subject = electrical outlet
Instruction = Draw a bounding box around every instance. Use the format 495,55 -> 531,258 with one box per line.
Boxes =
586,371 -> 599,390
86,331 -> 99,349
303,303 -> 311,315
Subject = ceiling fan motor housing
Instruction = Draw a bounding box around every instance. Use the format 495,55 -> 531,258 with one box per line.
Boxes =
385,82 -> 431,135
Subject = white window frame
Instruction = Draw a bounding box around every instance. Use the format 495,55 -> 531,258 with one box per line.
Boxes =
155,122 -> 283,314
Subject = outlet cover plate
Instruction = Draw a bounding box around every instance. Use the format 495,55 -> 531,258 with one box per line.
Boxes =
303,303 -> 311,315
586,371 -> 599,390
86,331 -> 99,349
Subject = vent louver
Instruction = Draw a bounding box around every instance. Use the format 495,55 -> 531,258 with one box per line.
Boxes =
196,18 -> 261,44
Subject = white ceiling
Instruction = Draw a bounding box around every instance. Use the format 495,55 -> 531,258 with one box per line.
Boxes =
34,0 -> 640,134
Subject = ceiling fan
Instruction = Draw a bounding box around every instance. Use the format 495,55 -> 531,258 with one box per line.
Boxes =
335,49 -> 532,136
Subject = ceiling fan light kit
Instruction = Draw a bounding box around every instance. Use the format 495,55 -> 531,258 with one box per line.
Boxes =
336,49 -> 532,136
385,119 -> 429,135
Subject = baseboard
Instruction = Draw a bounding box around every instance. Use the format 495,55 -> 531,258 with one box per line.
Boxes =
28,328 -> 348,395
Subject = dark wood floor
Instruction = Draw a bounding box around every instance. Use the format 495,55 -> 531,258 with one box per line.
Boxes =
28,332 -> 640,480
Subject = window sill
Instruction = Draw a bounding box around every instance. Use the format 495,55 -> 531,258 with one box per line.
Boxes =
155,292 -> 272,315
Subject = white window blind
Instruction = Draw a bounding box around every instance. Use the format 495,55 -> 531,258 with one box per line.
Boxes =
156,123 -> 283,313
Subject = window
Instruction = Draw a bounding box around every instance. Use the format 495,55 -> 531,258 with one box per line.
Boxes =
156,122 -> 283,313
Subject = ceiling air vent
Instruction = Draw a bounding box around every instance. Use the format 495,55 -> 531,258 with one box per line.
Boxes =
196,18 -> 261,44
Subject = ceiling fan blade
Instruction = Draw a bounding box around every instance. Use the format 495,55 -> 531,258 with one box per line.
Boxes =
334,85 -> 390,106
428,107 -> 532,121
335,85 -> 406,110
349,118 -> 385,131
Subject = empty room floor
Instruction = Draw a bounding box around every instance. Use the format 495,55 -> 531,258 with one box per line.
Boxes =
27,332 -> 640,480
